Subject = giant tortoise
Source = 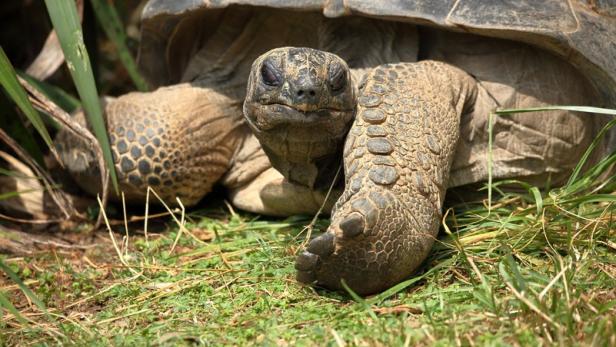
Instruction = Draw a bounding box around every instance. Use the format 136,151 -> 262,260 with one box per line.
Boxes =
56,0 -> 616,294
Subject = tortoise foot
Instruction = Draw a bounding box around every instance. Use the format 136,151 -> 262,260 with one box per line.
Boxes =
295,191 -> 421,296
288,61 -> 478,295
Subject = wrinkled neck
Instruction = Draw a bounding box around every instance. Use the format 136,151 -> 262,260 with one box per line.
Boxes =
243,75 -> 358,190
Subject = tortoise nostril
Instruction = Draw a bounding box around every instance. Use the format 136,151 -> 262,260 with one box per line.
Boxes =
296,89 -> 316,99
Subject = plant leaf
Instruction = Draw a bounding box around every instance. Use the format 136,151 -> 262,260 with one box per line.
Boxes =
0,47 -> 55,158
496,105 -> 616,116
0,291 -> 29,325
0,259 -> 48,317
18,71 -> 81,114
44,0 -> 119,193
89,0 -> 149,91
529,187 -> 543,216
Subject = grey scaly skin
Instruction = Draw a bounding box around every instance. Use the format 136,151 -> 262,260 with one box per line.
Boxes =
244,47 -> 477,295
243,47 -> 356,190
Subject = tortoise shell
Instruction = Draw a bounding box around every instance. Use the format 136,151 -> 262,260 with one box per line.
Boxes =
137,0 -> 616,106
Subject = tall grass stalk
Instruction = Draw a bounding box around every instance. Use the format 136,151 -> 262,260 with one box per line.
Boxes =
0,48 -> 55,161
43,0 -> 119,192
89,0 -> 149,92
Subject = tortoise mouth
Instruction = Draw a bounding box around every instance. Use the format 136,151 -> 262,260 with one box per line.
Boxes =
244,101 -> 354,132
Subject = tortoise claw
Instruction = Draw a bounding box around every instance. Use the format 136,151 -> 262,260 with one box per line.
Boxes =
295,251 -> 319,271
338,212 -> 365,238
296,270 -> 317,284
307,232 -> 336,256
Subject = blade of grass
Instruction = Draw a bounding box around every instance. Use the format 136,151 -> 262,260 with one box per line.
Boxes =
0,167 -> 39,179
44,0 -> 119,193
0,187 -> 59,201
0,291 -> 29,325
0,106 -> 44,165
19,77 -> 108,227
340,279 -> 378,320
529,187 -> 543,216
565,118 -> 616,187
487,112 -> 495,212
0,129 -> 74,218
18,71 -> 81,113
89,0 -> 149,91
0,259 -> 49,318
366,260 -> 453,306
496,106 -> 616,116
25,1 -> 84,81
17,72 -> 81,132
0,47 -> 57,162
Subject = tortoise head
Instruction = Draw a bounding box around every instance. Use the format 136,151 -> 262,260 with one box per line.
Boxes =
244,47 -> 356,189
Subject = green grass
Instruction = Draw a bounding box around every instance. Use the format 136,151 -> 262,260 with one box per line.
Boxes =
1,146 -> 614,345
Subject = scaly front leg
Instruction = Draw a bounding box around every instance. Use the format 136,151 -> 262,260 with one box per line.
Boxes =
55,83 -> 245,206
296,61 -> 477,295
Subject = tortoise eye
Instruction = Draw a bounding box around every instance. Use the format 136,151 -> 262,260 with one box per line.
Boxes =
329,64 -> 346,92
261,61 -> 281,87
